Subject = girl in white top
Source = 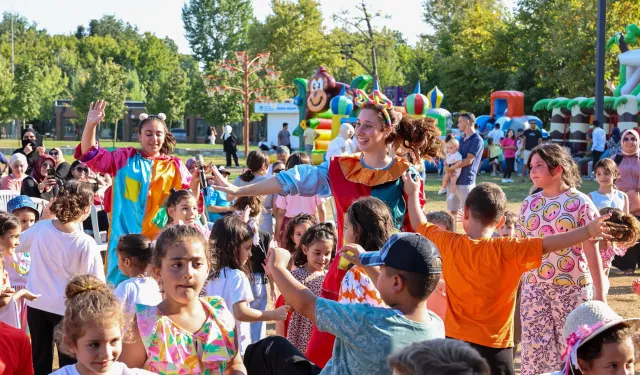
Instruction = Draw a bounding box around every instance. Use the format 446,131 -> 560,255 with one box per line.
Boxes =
204,215 -> 289,354
114,234 -> 162,313
16,180 -> 105,373
52,275 -> 154,375
589,158 -> 629,213
0,213 -> 39,330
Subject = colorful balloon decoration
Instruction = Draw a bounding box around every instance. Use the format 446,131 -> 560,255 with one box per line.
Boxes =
428,86 -> 444,109
404,81 -> 430,118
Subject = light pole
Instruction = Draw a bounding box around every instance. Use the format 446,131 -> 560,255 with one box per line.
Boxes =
594,0 -> 607,123
203,51 -> 290,157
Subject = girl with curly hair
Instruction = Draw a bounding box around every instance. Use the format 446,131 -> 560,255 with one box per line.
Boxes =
15,180 -> 105,374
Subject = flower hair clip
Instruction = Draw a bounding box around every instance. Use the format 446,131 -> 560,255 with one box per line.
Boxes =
561,320 -> 609,374
354,89 -> 394,125
139,113 -> 167,121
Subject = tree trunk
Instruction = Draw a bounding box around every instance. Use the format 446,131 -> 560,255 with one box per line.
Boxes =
361,1 -> 379,87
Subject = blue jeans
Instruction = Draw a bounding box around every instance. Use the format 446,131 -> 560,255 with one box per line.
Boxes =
249,273 -> 268,343
305,144 -> 313,158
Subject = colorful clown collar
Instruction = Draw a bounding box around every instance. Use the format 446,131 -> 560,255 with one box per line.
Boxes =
338,153 -> 411,186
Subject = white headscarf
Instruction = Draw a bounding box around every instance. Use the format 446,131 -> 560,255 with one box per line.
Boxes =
223,125 -> 233,141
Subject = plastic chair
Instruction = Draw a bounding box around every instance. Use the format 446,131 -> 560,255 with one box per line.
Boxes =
81,205 -> 108,253
29,197 -> 47,217
0,190 -> 19,212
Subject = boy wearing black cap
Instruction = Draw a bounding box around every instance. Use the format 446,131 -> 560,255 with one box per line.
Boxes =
402,174 -> 611,375
244,233 -> 445,375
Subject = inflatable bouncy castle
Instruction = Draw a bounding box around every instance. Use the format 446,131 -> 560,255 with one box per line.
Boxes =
532,24 -> 640,154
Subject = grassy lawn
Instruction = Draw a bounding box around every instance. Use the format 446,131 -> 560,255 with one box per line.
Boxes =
0,139 -> 260,151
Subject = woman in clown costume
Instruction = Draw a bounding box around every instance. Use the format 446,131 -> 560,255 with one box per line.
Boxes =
212,89 -> 443,367
75,100 -> 202,286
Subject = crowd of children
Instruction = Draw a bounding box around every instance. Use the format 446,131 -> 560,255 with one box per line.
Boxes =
3,96 -> 640,375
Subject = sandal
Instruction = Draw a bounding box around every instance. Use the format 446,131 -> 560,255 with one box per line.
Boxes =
624,270 -> 635,276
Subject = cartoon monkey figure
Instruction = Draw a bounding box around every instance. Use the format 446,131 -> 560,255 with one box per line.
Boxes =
307,66 -> 339,115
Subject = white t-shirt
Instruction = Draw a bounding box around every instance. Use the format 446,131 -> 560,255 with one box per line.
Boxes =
51,362 -> 155,375
488,129 -> 504,144
16,220 -> 105,316
113,277 -> 162,313
204,267 -> 253,354
326,137 -> 356,160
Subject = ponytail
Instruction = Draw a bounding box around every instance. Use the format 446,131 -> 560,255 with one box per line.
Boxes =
239,150 -> 269,182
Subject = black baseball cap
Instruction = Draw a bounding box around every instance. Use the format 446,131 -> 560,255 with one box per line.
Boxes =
360,233 -> 442,275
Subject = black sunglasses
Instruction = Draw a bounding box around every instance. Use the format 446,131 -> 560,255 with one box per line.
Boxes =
75,166 -> 89,173
49,151 -> 59,156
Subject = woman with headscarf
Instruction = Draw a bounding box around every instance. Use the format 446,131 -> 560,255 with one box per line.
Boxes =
222,125 -> 239,168
20,154 -> 63,200
49,147 -> 71,180
12,128 -> 44,174
0,153 -> 28,192
611,129 -> 640,274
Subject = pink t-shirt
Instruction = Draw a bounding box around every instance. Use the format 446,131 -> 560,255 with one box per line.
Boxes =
276,195 -> 326,218
501,138 -> 517,158
517,188 -> 598,287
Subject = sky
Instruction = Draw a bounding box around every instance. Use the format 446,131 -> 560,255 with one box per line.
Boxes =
4,0 -> 516,54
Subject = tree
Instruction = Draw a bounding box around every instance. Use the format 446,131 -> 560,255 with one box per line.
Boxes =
0,56 -> 14,123
10,63 -> 42,128
149,68 -> 188,124
248,0 -> 341,85
88,15 -> 141,42
72,58 -> 127,145
182,0 -> 253,65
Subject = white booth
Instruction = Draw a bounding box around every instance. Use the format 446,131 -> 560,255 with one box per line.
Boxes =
254,102 -> 300,150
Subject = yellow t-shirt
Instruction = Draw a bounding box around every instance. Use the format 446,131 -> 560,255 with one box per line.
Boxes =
489,144 -> 501,158
303,128 -> 317,145
416,222 -> 542,348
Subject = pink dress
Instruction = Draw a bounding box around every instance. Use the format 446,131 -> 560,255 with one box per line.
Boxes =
0,174 -> 24,192
501,138 -> 517,159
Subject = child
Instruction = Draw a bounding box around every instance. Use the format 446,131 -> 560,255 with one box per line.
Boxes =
338,197 -> 394,307
3,198 -> 40,330
387,338 -> 490,375
114,234 -> 162,313
245,232 -> 445,374
597,207 -> 640,278
16,180 -> 105,374
275,152 -> 327,245
204,216 -> 288,354
275,213 -> 318,337
438,138 -> 463,195
497,211 -> 517,237
286,223 -> 336,354
424,211 -> 454,321
8,195 -> 39,231
517,143 -> 607,375
52,275 -> 155,375
589,158 -> 629,212
487,138 -> 503,177
0,256 -> 34,375
542,301 -> 637,375
161,188 -> 210,238
402,174 -> 611,375
120,225 -> 247,374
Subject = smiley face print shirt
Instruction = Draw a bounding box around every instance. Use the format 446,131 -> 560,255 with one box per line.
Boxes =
517,188 -> 598,287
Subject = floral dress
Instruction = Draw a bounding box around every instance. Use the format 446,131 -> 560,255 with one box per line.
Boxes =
136,297 -> 236,374
286,267 -> 326,353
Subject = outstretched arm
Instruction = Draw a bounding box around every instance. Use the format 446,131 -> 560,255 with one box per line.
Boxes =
402,171 -> 428,230
265,246 -> 317,324
80,100 -> 107,155
540,214 -> 611,255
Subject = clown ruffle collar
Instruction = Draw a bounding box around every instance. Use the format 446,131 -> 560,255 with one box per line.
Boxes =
338,153 -> 411,186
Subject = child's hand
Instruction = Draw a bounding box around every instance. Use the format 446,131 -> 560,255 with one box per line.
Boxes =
14,289 -> 40,301
587,213 -> 613,239
401,170 -> 421,197
266,246 -> 292,272
633,278 -> 640,296
338,244 -> 367,267
0,286 -> 15,299
272,304 -> 290,321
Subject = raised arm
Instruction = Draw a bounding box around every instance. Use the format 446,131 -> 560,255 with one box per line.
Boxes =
81,100 -> 107,155
402,171 -> 428,230
540,214 -> 611,255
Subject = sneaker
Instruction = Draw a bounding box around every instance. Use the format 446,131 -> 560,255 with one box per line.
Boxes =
491,173 -> 496,177
501,178 -> 508,183
438,188 -> 447,195
507,179 -> 514,183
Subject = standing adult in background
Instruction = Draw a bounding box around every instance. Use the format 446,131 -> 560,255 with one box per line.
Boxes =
521,120 -> 542,182
591,120 -> 606,166
488,123 -> 504,145
267,146 -> 290,175
447,113 -> 483,233
207,125 -> 217,145
13,128 -> 44,175
222,125 -> 239,168
278,123 -> 291,150
303,125 -> 320,158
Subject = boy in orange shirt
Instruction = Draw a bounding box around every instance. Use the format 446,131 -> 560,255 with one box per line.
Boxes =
402,173 -> 610,375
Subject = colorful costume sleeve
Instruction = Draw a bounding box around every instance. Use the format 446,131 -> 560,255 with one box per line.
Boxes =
275,161 -> 331,197
75,143 -> 191,286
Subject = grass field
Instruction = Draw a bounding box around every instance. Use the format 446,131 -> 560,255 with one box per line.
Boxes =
0,139 -> 261,152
